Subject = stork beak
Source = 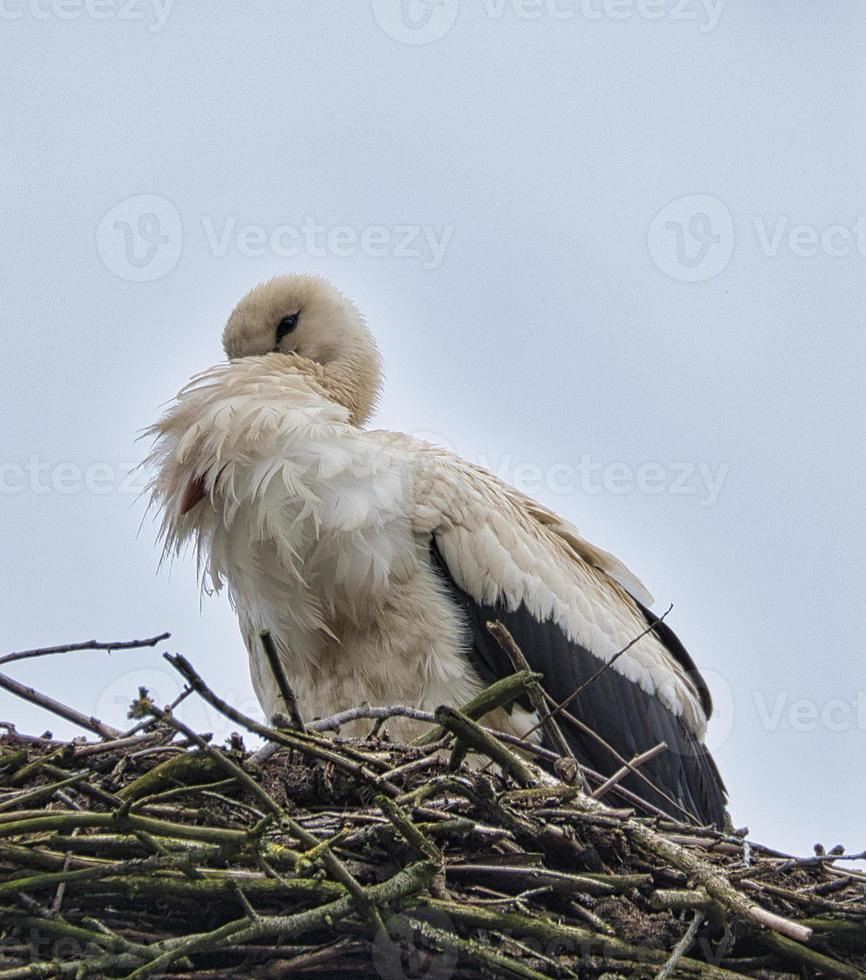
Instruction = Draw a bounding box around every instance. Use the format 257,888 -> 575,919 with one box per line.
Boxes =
179,474 -> 208,515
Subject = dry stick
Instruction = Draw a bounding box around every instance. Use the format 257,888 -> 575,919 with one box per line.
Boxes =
0,852 -> 206,901
270,939 -> 363,974
412,671 -> 539,747
0,633 -> 171,667
309,705 -> 437,733
377,795 -> 443,866
379,746 -> 448,784
164,653 -> 401,797
485,620 -> 577,767
256,714 -> 396,772
571,604 -> 674,701
591,741 -> 668,800
0,947 -> 145,978
777,849 -> 866,869
72,734 -> 155,758
0,810 -> 249,847
140,698 -> 380,930
655,911 -> 705,980
0,671 -> 120,739
52,828 -> 77,914
433,706 -> 536,788
0,842 -> 343,904
403,913 -> 552,980
426,899 -> 746,980
376,794 -> 449,899
552,695 -> 702,826
0,772 -> 88,813
258,630 -> 305,732
122,860 -> 436,980
757,932 -> 866,980
611,806 -> 814,944
5,912 -> 153,963
35,762 -> 121,811
482,727 -> 677,821
0,763 -> 120,813
568,897 -> 617,936
651,889 -> 717,913
446,864 -> 629,898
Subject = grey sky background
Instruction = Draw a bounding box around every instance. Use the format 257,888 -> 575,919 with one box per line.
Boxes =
2,1 -> 863,858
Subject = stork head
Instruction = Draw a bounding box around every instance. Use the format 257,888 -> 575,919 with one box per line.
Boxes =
222,274 -> 382,426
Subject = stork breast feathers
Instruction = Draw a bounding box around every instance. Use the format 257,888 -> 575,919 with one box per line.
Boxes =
148,357 -> 405,573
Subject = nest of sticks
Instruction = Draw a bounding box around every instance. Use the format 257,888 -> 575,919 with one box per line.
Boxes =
1,632 -> 865,979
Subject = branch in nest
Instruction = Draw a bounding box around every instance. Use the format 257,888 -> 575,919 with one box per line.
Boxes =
0,632 -> 171,667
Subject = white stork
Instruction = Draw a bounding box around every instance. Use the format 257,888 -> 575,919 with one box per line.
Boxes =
147,274 -> 727,827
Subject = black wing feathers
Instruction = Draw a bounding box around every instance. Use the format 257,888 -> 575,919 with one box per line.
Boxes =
430,542 -> 727,828
632,596 -> 714,719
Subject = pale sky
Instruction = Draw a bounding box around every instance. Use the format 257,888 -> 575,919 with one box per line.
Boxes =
1,1 -> 864,859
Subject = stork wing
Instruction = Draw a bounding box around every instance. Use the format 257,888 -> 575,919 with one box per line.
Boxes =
404,440 -> 727,827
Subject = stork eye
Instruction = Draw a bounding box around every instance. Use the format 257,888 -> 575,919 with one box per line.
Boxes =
276,313 -> 299,344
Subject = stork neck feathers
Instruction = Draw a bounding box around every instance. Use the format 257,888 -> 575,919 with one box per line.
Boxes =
288,339 -> 382,428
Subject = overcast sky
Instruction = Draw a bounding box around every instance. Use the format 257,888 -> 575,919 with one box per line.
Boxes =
1,1 -> 863,859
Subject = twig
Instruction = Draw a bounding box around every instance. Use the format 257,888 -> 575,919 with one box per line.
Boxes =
258,631 -> 306,732
446,864 -> 631,897
0,671 -> 120,739
0,633 -> 171,667
0,808 -> 251,847
479,726 -> 681,819
269,938 -> 362,974
591,741 -> 668,799
164,653 -> 401,797
136,696 -> 379,926
123,861 -> 436,979
0,772 -> 89,813
433,706 -> 536,788
309,704 -> 436,733
426,899 -> 742,979
651,889 -> 717,913
486,620 -> 579,770
403,913 -> 551,980
413,671 -> 540,746
119,684 -> 194,739
757,930 -> 866,980
655,911 -> 704,980
72,734 -> 155,758
777,849 -> 866,870
612,805 -> 814,943
551,695 -> 702,825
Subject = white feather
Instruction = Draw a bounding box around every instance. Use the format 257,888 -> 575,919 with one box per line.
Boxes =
146,276 -> 710,745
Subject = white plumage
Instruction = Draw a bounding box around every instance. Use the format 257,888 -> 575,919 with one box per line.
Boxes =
147,274 -> 726,825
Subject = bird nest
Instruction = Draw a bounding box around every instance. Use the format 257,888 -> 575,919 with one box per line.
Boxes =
1,637 -> 865,979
